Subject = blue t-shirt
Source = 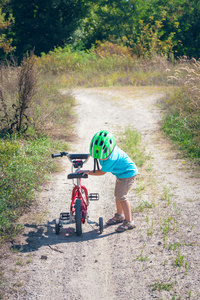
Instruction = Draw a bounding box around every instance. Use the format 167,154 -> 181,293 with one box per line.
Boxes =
99,146 -> 138,178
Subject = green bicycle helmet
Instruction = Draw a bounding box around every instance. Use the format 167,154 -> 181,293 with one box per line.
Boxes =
90,130 -> 116,159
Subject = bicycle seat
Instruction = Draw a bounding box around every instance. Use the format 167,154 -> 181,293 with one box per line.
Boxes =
67,173 -> 88,179
68,154 -> 90,161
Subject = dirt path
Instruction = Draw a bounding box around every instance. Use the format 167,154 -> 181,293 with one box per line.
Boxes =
2,87 -> 200,300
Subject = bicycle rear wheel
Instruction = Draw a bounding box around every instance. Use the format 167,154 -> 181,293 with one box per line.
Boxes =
75,199 -> 82,236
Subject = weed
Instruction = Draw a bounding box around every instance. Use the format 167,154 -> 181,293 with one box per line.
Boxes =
0,52 -> 38,135
169,242 -> 181,251
160,216 -> 178,236
136,250 -> 150,262
133,201 -> 154,213
145,163 -> 153,172
174,250 -> 184,267
13,281 -> 23,287
149,280 -> 174,291
147,221 -> 155,237
161,185 -> 173,205
16,259 -> 24,266
185,261 -> 189,275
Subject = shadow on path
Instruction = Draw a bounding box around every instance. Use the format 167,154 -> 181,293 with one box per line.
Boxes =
11,220 -> 117,253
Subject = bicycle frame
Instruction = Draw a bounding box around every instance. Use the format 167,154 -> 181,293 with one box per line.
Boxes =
70,178 -> 88,224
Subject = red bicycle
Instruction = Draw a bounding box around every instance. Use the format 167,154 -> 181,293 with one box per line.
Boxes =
51,152 -> 103,236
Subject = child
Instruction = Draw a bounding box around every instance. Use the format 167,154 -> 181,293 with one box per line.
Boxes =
79,130 -> 138,232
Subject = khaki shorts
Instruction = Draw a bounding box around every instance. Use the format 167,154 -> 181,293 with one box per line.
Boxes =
114,175 -> 136,202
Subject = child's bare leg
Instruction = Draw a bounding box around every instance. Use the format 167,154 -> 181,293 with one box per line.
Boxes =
121,200 -> 132,222
115,198 -> 123,215
115,198 -> 132,222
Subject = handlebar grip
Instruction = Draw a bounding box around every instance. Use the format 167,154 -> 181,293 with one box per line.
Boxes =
51,151 -> 68,158
52,153 -> 61,158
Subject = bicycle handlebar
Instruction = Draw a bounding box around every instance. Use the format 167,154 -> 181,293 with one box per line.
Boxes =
51,152 -> 90,164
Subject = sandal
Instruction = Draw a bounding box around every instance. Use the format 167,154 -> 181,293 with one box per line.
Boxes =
115,220 -> 136,232
106,213 -> 124,225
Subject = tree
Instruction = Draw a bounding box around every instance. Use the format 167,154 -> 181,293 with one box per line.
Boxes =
72,0 -> 138,49
0,5 -> 14,59
73,0 -> 200,58
9,0 -> 90,58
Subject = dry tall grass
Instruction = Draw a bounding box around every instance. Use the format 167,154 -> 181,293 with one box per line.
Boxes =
162,57 -> 200,159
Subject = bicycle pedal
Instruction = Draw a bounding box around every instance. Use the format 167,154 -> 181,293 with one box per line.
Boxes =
60,212 -> 70,220
88,193 -> 99,201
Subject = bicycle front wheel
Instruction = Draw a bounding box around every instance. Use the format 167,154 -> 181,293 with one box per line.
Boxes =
75,199 -> 82,236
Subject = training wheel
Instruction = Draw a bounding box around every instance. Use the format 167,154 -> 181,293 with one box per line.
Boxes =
55,218 -> 61,235
99,217 -> 103,234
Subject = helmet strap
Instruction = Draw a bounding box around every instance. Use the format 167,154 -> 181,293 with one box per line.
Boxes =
93,158 -> 100,173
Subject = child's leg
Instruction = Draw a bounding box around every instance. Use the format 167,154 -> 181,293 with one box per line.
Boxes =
120,200 -> 132,222
115,198 -> 132,222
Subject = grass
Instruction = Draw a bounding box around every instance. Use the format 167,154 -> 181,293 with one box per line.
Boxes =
150,281 -> 174,291
161,58 -> 200,164
36,45 -> 173,88
117,125 -> 149,168
0,135 -> 67,242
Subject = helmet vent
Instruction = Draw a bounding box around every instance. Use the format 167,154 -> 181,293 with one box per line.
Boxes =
100,141 -> 104,146
104,147 -> 108,153
95,140 -> 98,145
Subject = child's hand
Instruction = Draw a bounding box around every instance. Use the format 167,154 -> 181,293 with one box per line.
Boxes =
77,170 -> 90,175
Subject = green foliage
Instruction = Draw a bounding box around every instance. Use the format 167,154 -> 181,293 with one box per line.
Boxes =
0,6 -> 15,59
0,135 -> 66,241
2,0 -> 200,59
118,125 -> 149,167
9,0 -> 90,58
72,0 -> 200,58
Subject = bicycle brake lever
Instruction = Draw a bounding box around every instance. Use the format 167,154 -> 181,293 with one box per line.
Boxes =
60,151 -> 68,157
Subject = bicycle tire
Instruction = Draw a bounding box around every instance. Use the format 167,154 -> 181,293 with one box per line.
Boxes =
99,217 -> 103,234
75,199 -> 82,236
55,218 -> 60,235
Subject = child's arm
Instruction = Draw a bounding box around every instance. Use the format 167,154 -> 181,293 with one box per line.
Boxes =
78,169 -> 106,176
